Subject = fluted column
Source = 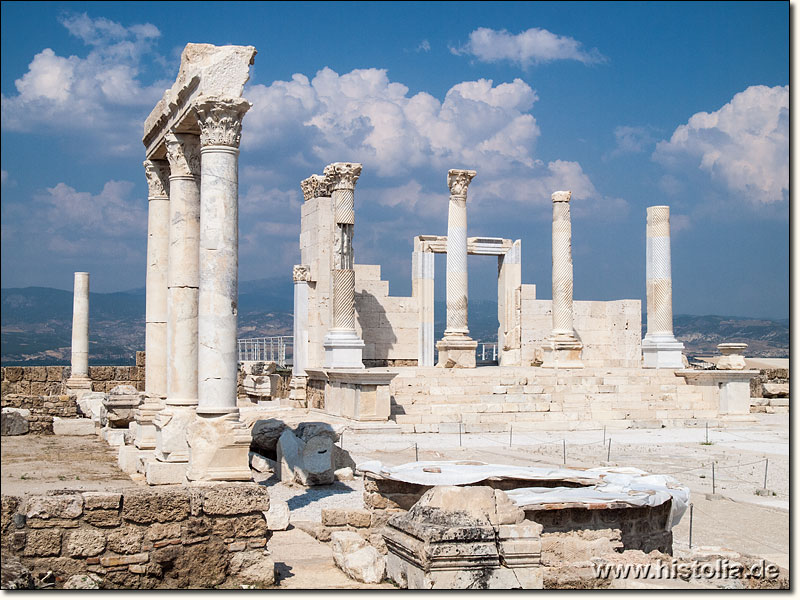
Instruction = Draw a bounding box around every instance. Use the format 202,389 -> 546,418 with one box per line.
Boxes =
135,160 -> 169,450
289,265 -> 310,404
436,169 -> 478,368
322,162 -> 365,369
66,271 -> 92,393
151,132 -> 201,465
186,96 -> 252,482
542,191 -> 583,368
642,205 -> 684,368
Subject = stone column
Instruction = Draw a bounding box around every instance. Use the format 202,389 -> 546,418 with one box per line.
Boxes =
498,239 -> 522,366
151,132 -> 201,467
436,169 -> 477,368
135,160 -> 170,450
186,96 -> 252,482
412,244 -> 435,367
289,264 -> 311,404
542,191 -> 583,368
322,162 -> 365,369
642,205 -> 684,368
66,271 -> 92,393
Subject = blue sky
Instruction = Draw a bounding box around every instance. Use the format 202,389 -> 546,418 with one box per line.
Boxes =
0,1 -> 789,319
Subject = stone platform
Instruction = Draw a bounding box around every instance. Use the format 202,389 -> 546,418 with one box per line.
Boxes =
388,366 -> 754,433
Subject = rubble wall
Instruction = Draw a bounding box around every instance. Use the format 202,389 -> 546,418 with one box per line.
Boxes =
1,484 -> 273,589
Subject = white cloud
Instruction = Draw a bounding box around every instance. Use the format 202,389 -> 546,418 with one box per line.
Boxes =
653,85 -> 788,205
244,68 -> 540,177
610,125 -> 656,156
451,27 -> 606,67
417,40 -> 431,53
0,13 -> 167,154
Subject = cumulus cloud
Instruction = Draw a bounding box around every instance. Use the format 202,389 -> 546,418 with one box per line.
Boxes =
610,125 -> 657,157
1,13 -> 167,154
451,27 -> 606,67
417,40 -> 431,53
653,85 -> 788,205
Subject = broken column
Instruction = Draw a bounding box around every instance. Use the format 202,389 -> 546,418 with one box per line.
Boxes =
436,169 -> 478,368
66,271 -> 92,393
136,160 -> 170,450
186,96 -> 252,482
642,205 -> 684,368
542,191 -> 583,368
151,132 -> 201,469
289,264 -> 310,404
323,162 -> 365,369
412,242 -> 435,367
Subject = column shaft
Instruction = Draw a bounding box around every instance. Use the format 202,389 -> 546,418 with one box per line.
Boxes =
292,265 -> 310,377
551,194 -> 574,336
413,250 -> 435,367
70,272 -> 90,379
445,195 -> 469,335
144,160 -> 170,397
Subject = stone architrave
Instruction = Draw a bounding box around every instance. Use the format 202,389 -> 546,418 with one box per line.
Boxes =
322,162 -> 366,369
436,169 -> 478,368
151,132 -> 202,466
642,205 -> 684,368
289,264 -> 311,404
541,191 -> 583,368
186,96 -> 252,482
66,272 -> 92,393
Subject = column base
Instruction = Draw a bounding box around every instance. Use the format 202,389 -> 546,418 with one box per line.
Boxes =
153,405 -> 196,463
65,376 -> 92,398
642,334 -> 685,369
436,335 -> 478,368
323,329 -> 365,369
186,413 -> 252,482
134,396 -> 163,450
541,336 -> 583,369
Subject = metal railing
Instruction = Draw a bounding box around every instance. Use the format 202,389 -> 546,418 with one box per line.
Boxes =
477,342 -> 498,364
237,336 -> 293,367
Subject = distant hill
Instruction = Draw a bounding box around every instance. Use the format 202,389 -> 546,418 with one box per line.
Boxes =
0,286 -> 788,365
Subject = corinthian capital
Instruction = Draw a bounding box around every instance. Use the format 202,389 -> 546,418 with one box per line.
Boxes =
143,159 -> 170,198
447,169 -> 477,198
551,190 -> 572,203
323,162 -> 362,192
194,96 -> 252,148
165,133 -> 201,178
300,173 -> 333,201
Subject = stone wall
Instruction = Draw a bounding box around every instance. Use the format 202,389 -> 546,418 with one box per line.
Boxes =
749,368 -> 789,398
520,286 -> 642,368
1,361 -> 146,434
355,264 -> 418,367
1,484 -> 275,589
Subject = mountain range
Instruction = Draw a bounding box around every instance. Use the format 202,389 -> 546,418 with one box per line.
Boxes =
1,283 -> 788,365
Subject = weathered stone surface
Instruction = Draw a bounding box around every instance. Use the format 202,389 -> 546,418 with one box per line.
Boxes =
763,383 -> 789,398
228,550 -> 276,587
77,392 -> 108,423
210,515 -> 267,538
161,538 -> 229,588
1,495 -> 21,536
415,485 -> 524,526
63,573 -> 103,589
249,451 -> 275,473
277,427 -> 336,486
331,531 -> 386,584
52,417 -> 95,436
23,528 -> 63,556
84,509 -> 121,527
121,489 -> 190,524
66,529 -> 107,557
295,421 -> 339,442
1,408 -> 30,436
106,526 -> 144,554
1,555 -> 34,589
100,552 -> 149,567
201,484 -> 269,515
250,419 -> 288,457
25,494 -> 83,520
83,492 -> 122,510
335,467 -> 355,481
144,522 -> 182,542
264,499 -> 290,531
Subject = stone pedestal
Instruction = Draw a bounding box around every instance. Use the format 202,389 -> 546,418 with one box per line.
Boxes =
437,169 -> 478,368
676,370 -> 760,416
306,369 -> 397,421
188,96 -> 252,482
66,272 -> 92,393
133,394 -> 163,450
643,205 -> 684,369
542,191 -> 582,369
323,162 -> 365,370
716,343 -> 748,370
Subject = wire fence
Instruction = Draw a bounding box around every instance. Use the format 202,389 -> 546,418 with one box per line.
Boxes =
237,336 -> 293,367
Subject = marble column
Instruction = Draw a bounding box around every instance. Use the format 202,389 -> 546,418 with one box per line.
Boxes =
322,162 -> 365,369
289,264 -> 310,404
436,169 -> 477,368
412,246 -> 435,367
152,132 -> 201,466
136,160 -> 170,450
498,239 -> 522,366
66,271 -> 92,393
187,96 -> 252,482
542,191 -> 583,368
642,205 -> 684,368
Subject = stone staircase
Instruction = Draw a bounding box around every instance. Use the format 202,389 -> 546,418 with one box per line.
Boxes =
388,366 -> 719,433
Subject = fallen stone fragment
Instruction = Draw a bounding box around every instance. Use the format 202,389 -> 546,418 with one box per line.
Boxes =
1,408 -> 30,436
330,531 -> 386,584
